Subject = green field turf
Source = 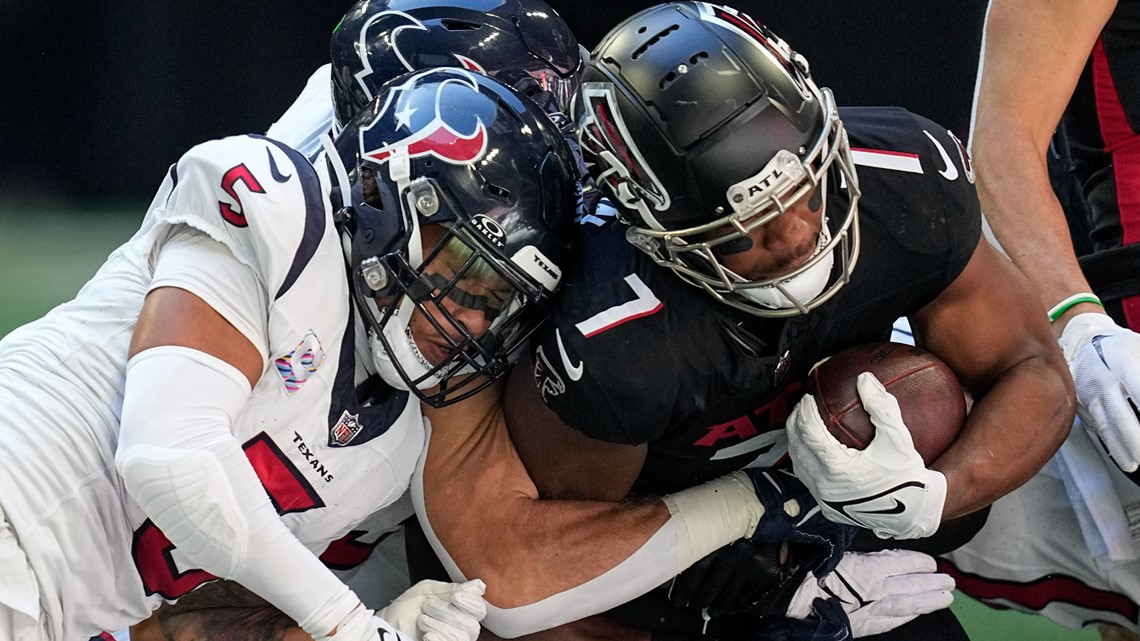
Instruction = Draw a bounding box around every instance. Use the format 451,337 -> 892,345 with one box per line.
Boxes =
0,208 -> 1103,641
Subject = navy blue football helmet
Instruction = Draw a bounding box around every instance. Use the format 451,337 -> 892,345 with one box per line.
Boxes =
330,68 -> 577,406
330,0 -> 584,129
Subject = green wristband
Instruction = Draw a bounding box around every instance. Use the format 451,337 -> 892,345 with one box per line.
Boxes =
1047,293 -> 1104,323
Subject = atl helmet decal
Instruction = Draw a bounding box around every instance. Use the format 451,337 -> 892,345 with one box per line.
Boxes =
361,70 -> 489,166
354,10 -> 428,103
578,82 -> 671,227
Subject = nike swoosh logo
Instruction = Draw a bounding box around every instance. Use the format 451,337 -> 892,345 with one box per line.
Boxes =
822,480 -> 925,524
924,130 -> 959,181
556,328 -> 583,381
1091,334 -> 1111,368
853,498 -> 906,515
266,147 -> 292,183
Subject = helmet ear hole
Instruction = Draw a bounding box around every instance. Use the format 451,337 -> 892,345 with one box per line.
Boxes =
360,165 -> 384,210
486,183 -> 511,200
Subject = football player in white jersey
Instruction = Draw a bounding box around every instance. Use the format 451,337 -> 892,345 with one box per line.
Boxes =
0,68 -> 581,641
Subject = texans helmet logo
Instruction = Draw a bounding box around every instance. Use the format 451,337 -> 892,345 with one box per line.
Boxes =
354,10 -> 489,103
354,10 -> 427,103
360,70 -> 490,166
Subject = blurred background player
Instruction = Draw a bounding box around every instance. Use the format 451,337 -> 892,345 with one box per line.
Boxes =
934,0 -> 1140,638
0,68 -> 580,641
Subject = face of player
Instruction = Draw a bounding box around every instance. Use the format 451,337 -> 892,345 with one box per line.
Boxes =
401,223 -> 513,367
709,185 -> 825,282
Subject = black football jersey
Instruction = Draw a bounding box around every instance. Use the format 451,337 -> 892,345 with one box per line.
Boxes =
529,107 -> 982,494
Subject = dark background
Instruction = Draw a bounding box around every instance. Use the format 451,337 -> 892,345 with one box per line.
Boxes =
0,1 -> 987,211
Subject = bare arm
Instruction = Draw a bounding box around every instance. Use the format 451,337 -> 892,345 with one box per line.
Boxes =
972,0 -> 1117,329
130,286 -> 263,383
418,358 -> 766,637
912,238 -> 1075,517
504,352 -> 648,501
420,377 -> 667,608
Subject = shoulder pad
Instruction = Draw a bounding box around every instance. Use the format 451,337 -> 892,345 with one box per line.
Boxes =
154,135 -> 331,298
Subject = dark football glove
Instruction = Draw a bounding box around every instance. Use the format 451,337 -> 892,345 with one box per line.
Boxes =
755,597 -> 852,641
668,539 -> 821,618
745,467 -> 857,577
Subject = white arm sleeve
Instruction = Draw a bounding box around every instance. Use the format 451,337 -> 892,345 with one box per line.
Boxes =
117,347 -> 360,637
412,428 -> 763,638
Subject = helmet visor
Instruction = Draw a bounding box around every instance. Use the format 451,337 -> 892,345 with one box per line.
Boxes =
363,221 -> 549,406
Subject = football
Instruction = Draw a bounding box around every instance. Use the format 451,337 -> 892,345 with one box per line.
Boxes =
804,342 -> 966,465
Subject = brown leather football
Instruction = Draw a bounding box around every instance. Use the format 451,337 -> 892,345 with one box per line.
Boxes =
804,342 -> 966,465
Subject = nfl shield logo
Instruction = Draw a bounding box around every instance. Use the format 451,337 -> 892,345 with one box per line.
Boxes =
329,410 -> 364,447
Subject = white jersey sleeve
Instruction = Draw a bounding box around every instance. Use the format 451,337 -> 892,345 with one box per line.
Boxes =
266,64 -> 335,159
150,225 -> 271,362
150,134 -> 332,302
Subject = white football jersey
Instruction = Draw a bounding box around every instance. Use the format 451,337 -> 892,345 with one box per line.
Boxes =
266,64 -> 335,159
0,134 -> 423,640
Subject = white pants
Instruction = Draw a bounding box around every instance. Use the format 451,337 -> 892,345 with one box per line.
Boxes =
0,509 -> 48,641
891,316 -> 1140,631
942,460 -> 1140,632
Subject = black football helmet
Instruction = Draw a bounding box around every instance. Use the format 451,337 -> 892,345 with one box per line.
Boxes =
330,0 -> 584,129
329,68 -> 578,406
575,2 -> 861,317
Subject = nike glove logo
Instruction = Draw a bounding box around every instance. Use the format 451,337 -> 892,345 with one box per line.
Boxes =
823,481 -> 925,524
1091,334 -> 1111,368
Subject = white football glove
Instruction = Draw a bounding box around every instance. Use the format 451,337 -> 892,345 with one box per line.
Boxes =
1058,312 -> 1140,474
315,603 -> 412,641
786,550 -> 955,638
787,372 -> 947,539
378,579 -> 487,641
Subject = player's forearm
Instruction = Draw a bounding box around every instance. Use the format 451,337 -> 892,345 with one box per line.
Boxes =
118,347 -> 360,637
971,0 -> 1116,317
419,462 -> 761,636
426,474 -> 761,603
932,351 -> 1073,517
974,130 -> 1089,297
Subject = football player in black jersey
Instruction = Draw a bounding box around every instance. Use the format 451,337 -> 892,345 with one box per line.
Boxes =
438,1 -> 1072,639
